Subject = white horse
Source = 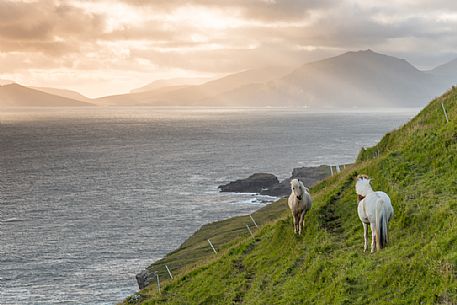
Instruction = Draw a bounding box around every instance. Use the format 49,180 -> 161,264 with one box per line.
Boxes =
355,174 -> 394,252
288,179 -> 312,235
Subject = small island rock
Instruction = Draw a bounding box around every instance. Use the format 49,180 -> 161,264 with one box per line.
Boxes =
218,173 -> 279,193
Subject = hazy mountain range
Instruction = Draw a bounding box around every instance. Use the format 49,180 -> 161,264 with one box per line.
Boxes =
94,66 -> 292,106
1,50 -> 456,109
0,83 -> 93,107
130,77 -> 211,93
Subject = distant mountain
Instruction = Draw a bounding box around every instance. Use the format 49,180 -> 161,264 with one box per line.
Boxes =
207,50 -> 440,108
429,57 -> 457,76
10,50 -> 457,109
130,77 -> 210,93
427,58 -> 457,90
97,51 -> 457,108
96,66 -> 292,106
32,86 -> 93,103
0,83 -> 94,107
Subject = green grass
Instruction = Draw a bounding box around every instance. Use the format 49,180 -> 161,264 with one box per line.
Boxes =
124,87 -> 457,305
140,198 -> 290,282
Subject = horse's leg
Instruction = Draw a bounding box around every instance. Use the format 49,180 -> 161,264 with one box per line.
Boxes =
370,223 -> 377,253
363,222 -> 368,252
292,212 -> 298,234
298,210 -> 305,235
290,211 -> 295,232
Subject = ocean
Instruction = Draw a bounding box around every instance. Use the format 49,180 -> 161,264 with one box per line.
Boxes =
0,107 -> 416,304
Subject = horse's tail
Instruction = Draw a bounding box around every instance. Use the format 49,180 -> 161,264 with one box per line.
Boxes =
375,198 -> 388,250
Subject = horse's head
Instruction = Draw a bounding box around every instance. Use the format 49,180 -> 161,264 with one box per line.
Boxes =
290,178 -> 306,200
355,174 -> 372,198
356,174 -> 370,181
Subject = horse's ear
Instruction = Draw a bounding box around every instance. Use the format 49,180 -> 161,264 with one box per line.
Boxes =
356,174 -> 370,181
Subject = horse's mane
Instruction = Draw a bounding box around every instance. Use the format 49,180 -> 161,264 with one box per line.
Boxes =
291,179 -> 309,193
356,175 -> 372,196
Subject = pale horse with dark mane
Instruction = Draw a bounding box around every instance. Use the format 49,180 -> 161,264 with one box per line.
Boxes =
288,179 -> 312,235
356,174 -> 394,252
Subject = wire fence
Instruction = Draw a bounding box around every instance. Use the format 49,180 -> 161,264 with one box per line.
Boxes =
149,163 -> 358,293
150,213 -> 263,293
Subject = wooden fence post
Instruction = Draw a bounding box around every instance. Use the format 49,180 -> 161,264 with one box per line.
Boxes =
246,224 -> 254,238
208,239 -> 217,254
165,265 -> 173,279
442,102 -> 449,123
155,272 -> 160,293
249,215 -> 258,228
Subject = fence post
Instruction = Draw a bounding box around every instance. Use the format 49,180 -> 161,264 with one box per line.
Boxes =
336,165 -> 341,173
155,272 -> 160,293
442,102 -> 449,123
165,265 -> 173,279
246,224 -> 254,238
208,239 -> 217,254
249,215 -> 258,228
330,166 -> 334,176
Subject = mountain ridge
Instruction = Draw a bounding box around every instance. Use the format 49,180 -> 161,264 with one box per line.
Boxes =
99,50 -> 457,108
31,86 -> 93,103
0,83 -> 95,107
3,50 -> 457,109
130,77 -> 211,93
95,66 -> 292,106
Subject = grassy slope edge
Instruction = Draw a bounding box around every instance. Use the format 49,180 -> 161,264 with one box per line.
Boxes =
139,199 -> 289,284
124,87 -> 456,305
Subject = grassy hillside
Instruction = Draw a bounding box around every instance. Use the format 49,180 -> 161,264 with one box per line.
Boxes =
137,199 -> 289,287
124,87 -> 456,305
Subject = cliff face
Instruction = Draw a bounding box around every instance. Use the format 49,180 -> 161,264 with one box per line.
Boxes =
125,87 -> 457,305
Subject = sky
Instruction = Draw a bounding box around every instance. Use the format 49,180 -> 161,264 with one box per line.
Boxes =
1,0 -> 457,98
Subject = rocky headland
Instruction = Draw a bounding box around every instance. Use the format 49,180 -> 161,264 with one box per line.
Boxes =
218,165 -> 337,197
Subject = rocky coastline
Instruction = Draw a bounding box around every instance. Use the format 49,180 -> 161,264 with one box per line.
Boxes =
135,164 -> 343,289
218,165 -> 334,197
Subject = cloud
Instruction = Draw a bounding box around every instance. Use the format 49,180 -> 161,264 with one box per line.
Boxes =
118,0 -> 333,21
0,0 -> 457,97
0,0 -> 105,54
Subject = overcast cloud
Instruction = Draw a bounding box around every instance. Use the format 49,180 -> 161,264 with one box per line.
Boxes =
0,0 -> 456,97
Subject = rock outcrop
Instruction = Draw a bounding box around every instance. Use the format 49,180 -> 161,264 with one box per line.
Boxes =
219,165 -> 335,197
218,173 -> 279,193
136,269 -> 155,290
260,165 -> 332,197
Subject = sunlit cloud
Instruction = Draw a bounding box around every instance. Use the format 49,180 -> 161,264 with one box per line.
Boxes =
0,0 -> 456,97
